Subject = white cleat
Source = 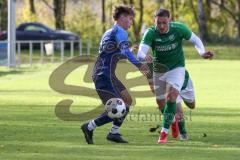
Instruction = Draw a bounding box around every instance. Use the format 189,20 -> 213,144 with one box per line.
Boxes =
179,133 -> 189,141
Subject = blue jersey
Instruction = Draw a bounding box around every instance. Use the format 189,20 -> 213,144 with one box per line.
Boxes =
92,24 -> 142,78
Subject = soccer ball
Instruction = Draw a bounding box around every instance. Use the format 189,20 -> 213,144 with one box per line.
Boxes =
105,98 -> 126,119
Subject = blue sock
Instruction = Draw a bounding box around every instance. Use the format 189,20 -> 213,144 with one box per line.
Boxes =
94,112 -> 113,127
113,107 -> 129,127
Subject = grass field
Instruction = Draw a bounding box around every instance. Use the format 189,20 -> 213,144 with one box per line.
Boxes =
0,59 -> 240,160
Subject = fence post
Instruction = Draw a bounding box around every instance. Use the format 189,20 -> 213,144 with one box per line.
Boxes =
40,41 -> 44,64
61,40 -> 64,62
70,41 -> 74,58
87,39 -> 91,56
51,41 -> 54,63
29,41 -> 33,66
79,39 -> 82,56
17,42 -> 21,67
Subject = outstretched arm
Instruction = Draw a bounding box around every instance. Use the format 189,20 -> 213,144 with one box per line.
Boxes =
137,44 -> 153,63
119,41 -> 150,76
115,26 -> 150,76
119,41 -> 142,68
189,32 -> 214,59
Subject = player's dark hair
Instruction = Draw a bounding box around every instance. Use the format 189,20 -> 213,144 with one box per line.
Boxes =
113,5 -> 135,20
154,8 -> 170,18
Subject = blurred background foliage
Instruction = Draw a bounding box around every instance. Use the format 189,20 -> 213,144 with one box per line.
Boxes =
0,0 -> 240,46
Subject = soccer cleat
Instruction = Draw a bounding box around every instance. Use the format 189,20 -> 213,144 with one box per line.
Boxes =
157,131 -> 168,144
106,133 -> 128,143
171,120 -> 179,138
81,123 -> 94,144
179,133 -> 189,141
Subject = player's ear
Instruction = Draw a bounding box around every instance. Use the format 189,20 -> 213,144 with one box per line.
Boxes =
153,17 -> 156,24
169,16 -> 172,22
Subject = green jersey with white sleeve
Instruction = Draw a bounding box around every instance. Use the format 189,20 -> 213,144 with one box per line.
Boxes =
141,22 -> 192,71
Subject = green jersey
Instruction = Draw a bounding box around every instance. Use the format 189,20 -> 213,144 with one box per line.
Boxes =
141,22 -> 192,71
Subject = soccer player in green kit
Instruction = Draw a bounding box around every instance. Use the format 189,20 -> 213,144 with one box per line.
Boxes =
146,63 -> 195,141
137,8 -> 213,143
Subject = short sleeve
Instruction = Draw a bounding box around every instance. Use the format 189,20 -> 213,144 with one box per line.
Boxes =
115,26 -> 142,68
116,28 -> 128,48
179,23 -> 192,40
140,28 -> 154,47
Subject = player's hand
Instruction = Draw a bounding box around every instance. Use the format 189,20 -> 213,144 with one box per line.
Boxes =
201,51 -> 214,60
144,55 -> 153,63
130,44 -> 139,53
139,64 -> 151,77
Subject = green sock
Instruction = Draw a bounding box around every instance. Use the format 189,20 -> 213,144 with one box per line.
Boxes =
178,119 -> 187,134
163,101 -> 177,129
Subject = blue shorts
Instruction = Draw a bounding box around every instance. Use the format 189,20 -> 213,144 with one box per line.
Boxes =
93,75 -> 126,105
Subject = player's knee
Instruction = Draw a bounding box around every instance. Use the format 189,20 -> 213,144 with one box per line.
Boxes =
121,90 -> 133,106
123,97 -> 132,106
156,99 -> 166,109
167,90 -> 179,102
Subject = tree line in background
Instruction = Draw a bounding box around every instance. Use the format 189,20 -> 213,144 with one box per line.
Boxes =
0,0 -> 240,44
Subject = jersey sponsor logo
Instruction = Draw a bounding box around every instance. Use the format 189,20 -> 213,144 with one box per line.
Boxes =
155,38 -> 162,42
155,35 -> 175,43
156,38 -> 169,43
155,42 -> 178,52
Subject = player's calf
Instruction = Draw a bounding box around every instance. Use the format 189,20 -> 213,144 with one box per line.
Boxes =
184,101 -> 195,109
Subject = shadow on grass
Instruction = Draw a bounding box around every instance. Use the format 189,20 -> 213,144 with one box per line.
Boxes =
0,70 -> 25,77
188,107 -> 240,117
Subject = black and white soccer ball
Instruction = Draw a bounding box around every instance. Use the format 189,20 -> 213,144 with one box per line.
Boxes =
105,98 -> 126,119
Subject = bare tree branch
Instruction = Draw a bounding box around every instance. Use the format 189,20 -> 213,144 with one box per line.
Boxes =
198,0 -> 209,41
189,0 -> 200,26
122,0 -> 128,5
41,0 -> 54,10
29,0 -> 36,14
170,0 -> 174,20
210,0 -> 238,22
102,0 -> 106,33
129,0 -> 144,41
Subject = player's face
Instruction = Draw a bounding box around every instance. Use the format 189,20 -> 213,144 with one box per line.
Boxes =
154,16 -> 170,34
119,15 -> 133,30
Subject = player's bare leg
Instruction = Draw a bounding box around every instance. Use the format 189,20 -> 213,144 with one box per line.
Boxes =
184,100 -> 195,109
120,89 -> 133,107
158,85 -> 179,144
154,79 -> 167,113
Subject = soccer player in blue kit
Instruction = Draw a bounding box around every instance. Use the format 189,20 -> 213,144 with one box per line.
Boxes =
81,5 -> 149,144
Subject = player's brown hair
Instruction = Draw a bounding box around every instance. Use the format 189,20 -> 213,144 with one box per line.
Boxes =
113,5 -> 135,20
154,8 -> 170,18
